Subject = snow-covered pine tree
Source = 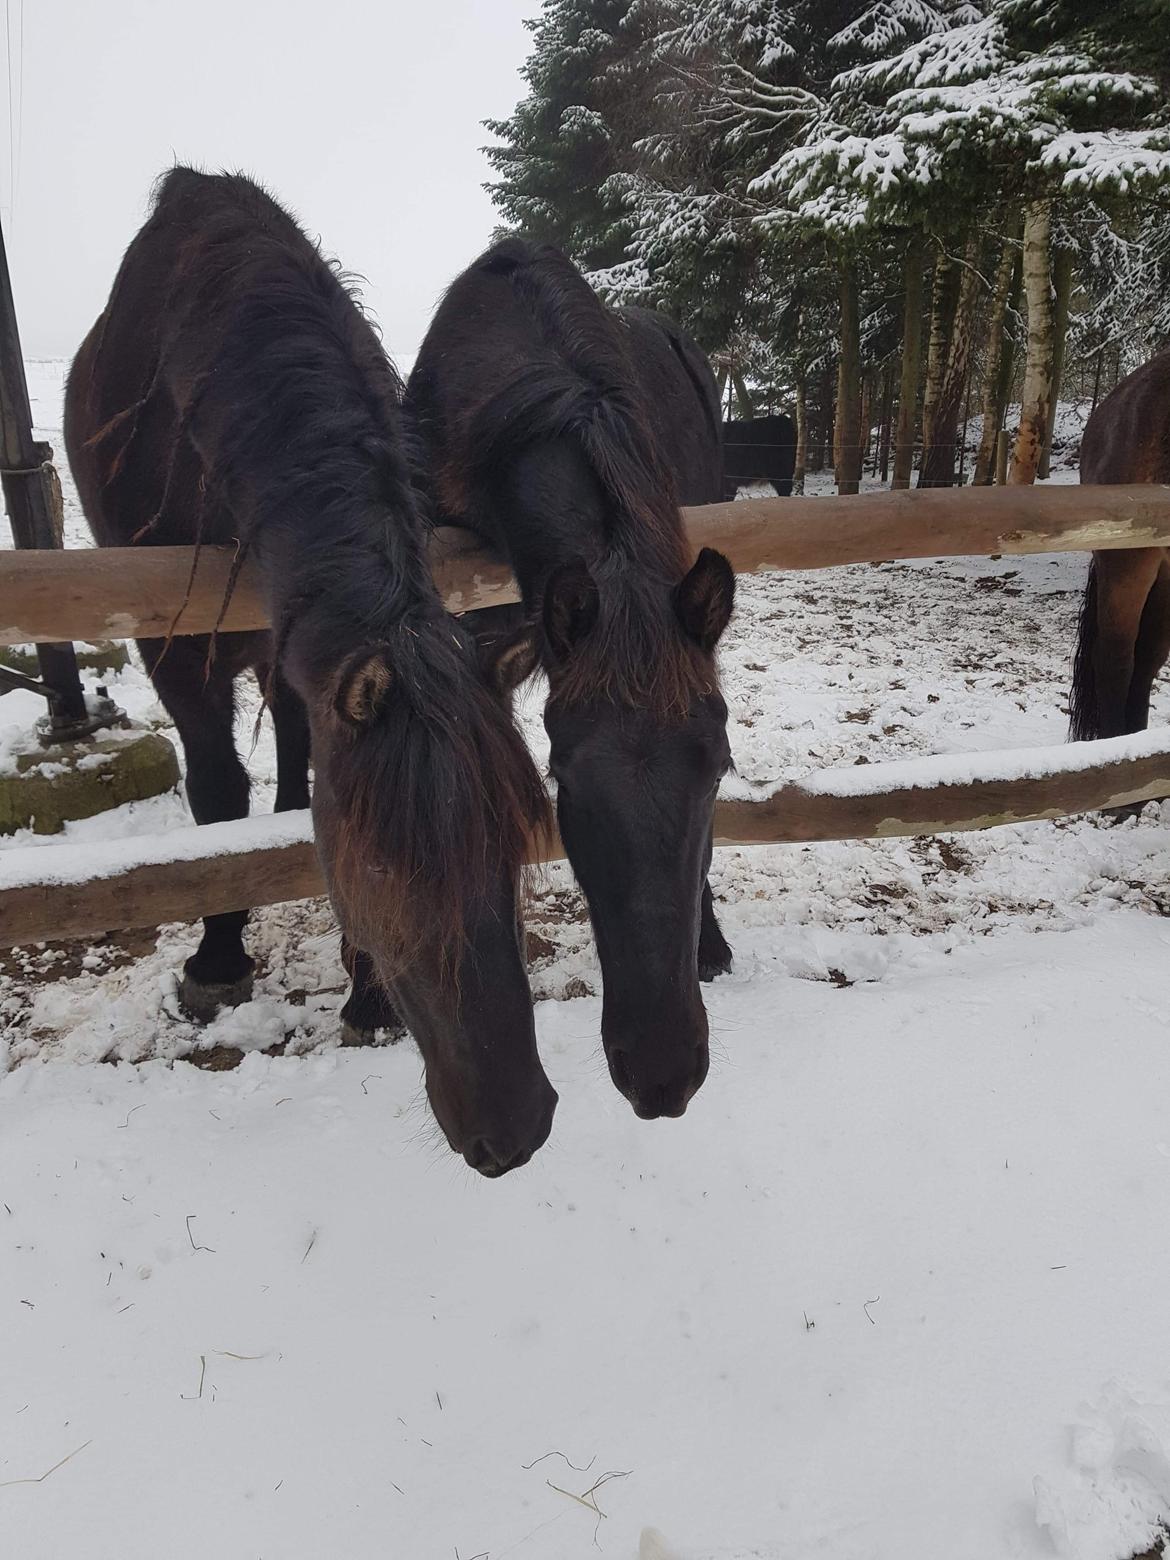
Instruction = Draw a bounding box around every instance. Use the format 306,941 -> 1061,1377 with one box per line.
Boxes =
750,2 -> 1170,481
483,0 -> 682,270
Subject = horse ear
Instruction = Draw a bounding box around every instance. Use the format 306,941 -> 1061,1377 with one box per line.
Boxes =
336,649 -> 393,726
674,548 -> 735,653
543,558 -> 600,661
480,622 -> 541,697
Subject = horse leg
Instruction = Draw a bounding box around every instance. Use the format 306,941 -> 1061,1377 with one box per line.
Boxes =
1125,562 -> 1170,733
339,941 -> 404,1046
139,636 -> 255,1019
1091,550 -> 1163,739
266,668 -> 311,814
697,880 -> 733,981
262,665 -> 400,1043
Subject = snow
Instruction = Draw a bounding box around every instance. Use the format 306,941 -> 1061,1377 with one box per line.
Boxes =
796,724 -> 1170,798
0,810 -> 315,892
7,916 -> 1170,1560
6,366 -> 1170,1559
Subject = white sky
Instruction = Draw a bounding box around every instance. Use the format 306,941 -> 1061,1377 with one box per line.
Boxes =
3,0 -> 537,363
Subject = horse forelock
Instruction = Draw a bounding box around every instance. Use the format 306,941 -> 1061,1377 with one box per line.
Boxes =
321,617 -> 551,972
545,558 -> 718,721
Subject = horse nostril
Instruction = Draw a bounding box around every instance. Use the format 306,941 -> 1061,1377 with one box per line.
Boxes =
464,1137 -> 535,1178
464,1137 -> 492,1172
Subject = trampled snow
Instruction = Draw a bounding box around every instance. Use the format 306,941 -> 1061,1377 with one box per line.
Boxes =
3,367 -> 1170,1560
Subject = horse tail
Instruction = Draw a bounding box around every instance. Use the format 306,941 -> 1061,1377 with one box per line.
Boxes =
1069,558 -> 1099,741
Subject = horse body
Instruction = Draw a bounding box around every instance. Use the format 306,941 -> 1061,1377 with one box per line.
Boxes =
408,239 -> 734,1121
1069,351 -> 1170,743
619,307 -> 724,506
65,170 -> 554,1176
722,413 -> 796,501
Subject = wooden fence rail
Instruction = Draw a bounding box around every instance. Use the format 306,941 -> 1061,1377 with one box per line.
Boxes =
4,483 -> 1170,951
3,484 -> 1170,646
4,730 -> 1169,949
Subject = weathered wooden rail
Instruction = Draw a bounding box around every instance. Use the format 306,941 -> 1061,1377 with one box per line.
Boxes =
3,730 -> 1169,949
2,484 -> 1169,645
2,485 -> 1169,950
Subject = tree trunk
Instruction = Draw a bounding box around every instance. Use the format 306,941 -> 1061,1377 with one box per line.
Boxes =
878,361 -> 894,482
1009,199 -> 1054,486
1038,245 -> 1074,480
731,369 -> 754,421
995,428 -> 1010,485
973,227 -> 1021,486
993,253 -> 1023,458
892,234 -> 927,489
835,258 -> 863,496
859,373 -> 873,470
793,368 -> 807,496
918,237 -> 982,488
810,361 -> 834,472
918,252 -> 957,481
1090,349 -> 1103,414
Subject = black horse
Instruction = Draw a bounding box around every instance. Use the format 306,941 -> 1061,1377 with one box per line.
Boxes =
722,413 -> 796,500
64,170 -> 554,1177
1070,350 -> 1170,745
621,306 -> 724,507
408,240 -> 735,1122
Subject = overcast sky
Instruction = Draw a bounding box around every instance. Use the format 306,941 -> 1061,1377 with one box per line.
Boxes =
4,0 -> 537,362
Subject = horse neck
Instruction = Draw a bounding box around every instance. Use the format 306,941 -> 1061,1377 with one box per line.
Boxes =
248,484 -> 437,690
487,435 -> 682,609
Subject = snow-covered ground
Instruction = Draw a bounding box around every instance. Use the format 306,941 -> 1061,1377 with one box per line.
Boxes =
4,369 -> 1170,1560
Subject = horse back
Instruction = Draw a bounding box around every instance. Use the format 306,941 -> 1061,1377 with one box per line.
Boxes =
722,414 -> 796,491
619,307 -> 722,507
1081,351 -> 1170,487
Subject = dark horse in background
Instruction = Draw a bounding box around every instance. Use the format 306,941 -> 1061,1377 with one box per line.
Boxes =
722,413 -> 796,501
408,240 -> 735,1122
64,170 -> 554,1177
1069,351 -> 1170,750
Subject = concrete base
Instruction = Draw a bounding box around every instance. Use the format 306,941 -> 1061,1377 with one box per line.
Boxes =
0,725 -> 180,835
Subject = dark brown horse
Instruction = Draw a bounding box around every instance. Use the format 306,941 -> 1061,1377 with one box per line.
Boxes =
1069,351 -> 1170,744
408,241 -> 734,1122
64,170 -> 554,1176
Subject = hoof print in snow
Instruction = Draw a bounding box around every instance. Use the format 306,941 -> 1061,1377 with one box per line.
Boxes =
639,1530 -> 679,1560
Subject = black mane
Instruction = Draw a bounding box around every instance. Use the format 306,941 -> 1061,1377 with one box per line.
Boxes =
459,239 -> 690,581
413,238 -> 713,714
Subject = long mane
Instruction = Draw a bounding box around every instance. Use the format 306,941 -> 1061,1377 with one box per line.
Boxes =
454,240 -> 714,716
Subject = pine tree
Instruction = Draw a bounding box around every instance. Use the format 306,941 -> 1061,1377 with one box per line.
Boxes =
483,0 -> 680,270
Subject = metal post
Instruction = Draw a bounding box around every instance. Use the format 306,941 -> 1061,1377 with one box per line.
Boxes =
0,212 -> 94,735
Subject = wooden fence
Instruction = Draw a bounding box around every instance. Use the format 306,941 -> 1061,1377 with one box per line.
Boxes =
4,484 -> 1170,645
2,483 -> 1169,949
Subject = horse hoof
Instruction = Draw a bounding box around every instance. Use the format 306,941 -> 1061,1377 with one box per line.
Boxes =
339,1020 -> 404,1048
698,943 -> 733,983
178,969 -> 254,1022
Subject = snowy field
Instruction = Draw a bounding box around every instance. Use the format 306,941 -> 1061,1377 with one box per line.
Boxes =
4,365 -> 1170,1560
